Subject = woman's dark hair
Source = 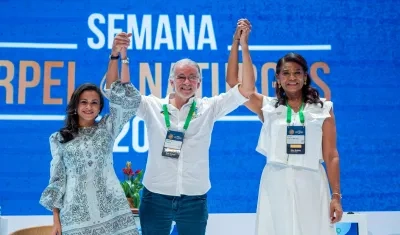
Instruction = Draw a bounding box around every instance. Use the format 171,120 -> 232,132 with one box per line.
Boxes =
59,83 -> 104,143
275,52 -> 323,108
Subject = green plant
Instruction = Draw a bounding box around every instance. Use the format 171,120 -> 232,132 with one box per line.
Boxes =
121,161 -> 144,208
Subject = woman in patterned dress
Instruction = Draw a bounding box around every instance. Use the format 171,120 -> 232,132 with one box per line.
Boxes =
39,34 -> 141,235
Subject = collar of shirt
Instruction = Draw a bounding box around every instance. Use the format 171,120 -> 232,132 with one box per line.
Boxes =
161,93 -> 196,106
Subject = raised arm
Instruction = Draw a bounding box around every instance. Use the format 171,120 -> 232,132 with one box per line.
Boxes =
238,24 -> 256,98
226,21 -> 241,89
209,23 -> 257,120
120,45 -> 130,84
226,19 -> 264,120
104,46 -> 141,138
106,32 -> 132,88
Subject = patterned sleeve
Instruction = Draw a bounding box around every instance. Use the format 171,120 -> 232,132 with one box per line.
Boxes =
39,132 -> 66,211
104,80 -> 142,138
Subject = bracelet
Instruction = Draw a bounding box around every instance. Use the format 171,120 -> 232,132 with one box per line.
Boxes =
121,57 -> 129,64
109,54 -> 120,60
332,193 -> 342,199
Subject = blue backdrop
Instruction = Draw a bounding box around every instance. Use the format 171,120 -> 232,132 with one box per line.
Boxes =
0,0 -> 399,216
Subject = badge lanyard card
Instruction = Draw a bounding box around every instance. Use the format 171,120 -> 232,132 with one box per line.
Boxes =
161,101 -> 196,159
286,102 -> 306,156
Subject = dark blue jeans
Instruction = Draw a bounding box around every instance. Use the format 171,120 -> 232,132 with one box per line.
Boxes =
139,187 -> 208,235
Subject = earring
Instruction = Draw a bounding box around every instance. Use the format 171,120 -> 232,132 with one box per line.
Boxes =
304,79 -> 307,85
278,83 -> 281,88
74,109 -> 77,115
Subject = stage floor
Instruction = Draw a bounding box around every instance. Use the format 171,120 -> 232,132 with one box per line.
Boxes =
1,211 -> 400,235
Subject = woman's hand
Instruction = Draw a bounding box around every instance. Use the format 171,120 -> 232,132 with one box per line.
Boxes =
51,220 -> 62,235
330,198 -> 343,224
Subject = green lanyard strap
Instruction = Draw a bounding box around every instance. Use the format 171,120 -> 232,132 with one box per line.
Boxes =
286,102 -> 305,124
162,101 -> 196,130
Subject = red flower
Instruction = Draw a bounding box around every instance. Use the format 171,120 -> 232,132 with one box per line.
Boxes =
135,170 -> 141,174
123,168 -> 134,176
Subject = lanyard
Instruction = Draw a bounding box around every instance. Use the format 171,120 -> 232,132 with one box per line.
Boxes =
286,101 -> 305,125
162,101 -> 196,131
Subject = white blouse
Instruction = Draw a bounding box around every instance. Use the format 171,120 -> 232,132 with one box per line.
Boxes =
256,96 -> 333,170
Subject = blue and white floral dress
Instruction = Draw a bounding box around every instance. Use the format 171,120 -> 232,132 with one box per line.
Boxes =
40,81 -> 141,235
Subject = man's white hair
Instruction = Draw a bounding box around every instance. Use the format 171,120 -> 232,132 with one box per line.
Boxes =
168,58 -> 202,81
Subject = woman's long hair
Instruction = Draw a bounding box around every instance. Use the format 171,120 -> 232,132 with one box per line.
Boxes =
59,83 -> 104,143
275,53 -> 323,108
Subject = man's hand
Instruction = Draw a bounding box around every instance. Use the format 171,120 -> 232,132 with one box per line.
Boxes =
233,19 -> 251,41
111,32 -> 132,56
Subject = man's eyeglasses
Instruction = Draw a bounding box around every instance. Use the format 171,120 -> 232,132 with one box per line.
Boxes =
175,75 -> 199,82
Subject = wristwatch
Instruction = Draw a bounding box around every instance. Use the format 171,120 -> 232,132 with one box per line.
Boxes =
121,57 -> 129,64
109,54 -> 120,60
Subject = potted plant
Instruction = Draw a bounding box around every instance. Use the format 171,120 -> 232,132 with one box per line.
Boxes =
121,161 -> 144,210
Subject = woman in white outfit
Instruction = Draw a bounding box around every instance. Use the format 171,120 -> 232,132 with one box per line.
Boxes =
227,19 -> 343,235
